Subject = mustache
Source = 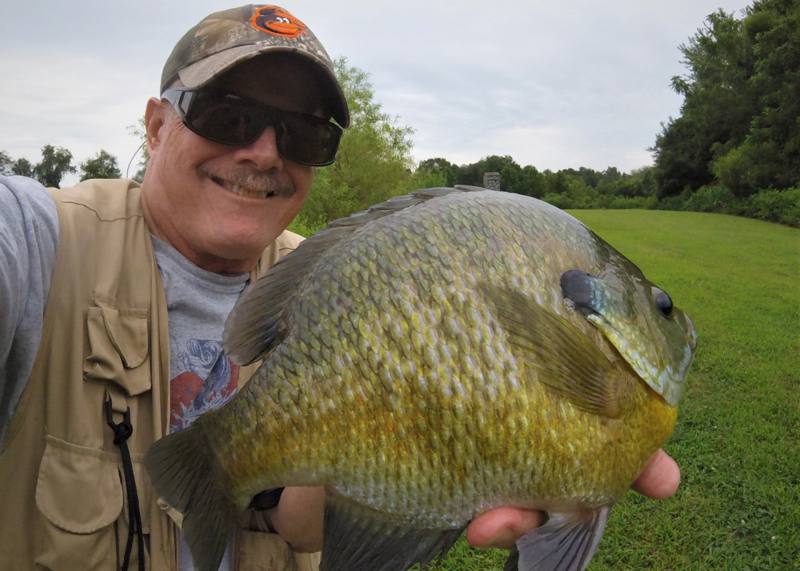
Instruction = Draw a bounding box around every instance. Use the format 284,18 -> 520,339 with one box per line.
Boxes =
197,166 -> 296,197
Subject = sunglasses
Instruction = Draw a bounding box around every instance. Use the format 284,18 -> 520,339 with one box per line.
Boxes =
162,87 -> 342,167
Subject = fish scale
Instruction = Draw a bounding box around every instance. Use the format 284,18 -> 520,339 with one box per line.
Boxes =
236,203 -> 602,507
145,188 -> 696,571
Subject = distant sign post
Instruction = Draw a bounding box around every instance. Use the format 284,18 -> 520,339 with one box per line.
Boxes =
483,172 -> 501,190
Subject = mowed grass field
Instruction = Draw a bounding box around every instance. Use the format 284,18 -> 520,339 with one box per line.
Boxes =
424,210 -> 800,570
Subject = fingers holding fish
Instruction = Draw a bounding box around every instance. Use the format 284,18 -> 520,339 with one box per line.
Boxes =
631,448 -> 681,499
267,486 -> 326,552
465,448 -> 680,550
466,507 -> 546,549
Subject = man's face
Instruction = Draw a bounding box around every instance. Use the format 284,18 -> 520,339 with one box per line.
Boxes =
143,54 -> 324,274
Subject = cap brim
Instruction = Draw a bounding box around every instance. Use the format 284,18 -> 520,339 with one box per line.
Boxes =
177,45 -> 350,128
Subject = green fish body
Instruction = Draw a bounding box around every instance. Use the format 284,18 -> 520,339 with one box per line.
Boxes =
145,187 -> 697,571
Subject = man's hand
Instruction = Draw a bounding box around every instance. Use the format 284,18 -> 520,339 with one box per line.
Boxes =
269,450 -> 679,552
465,449 -> 680,549
268,486 -> 326,552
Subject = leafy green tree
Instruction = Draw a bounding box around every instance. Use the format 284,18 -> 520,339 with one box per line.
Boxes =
480,155 -> 519,176
454,161 -> 482,186
0,151 -> 12,175
599,166 -> 658,199
12,158 -> 34,177
600,167 -> 623,184
80,150 -> 122,181
449,155 -> 521,188
726,0 -> 800,194
544,171 -> 574,195
653,0 -> 800,198
653,9 -> 757,197
414,170 -> 450,189
416,158 -> 457,187
298,57 -> 416,229
33,145 -> 76,188
501,164 -> 546,197
712,141 -> 779,196
475,155 -> 519,189
498,164 -> 522,193
561,167 -> 604,189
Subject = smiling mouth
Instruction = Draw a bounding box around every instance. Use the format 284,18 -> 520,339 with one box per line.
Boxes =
209,175 -> 277,199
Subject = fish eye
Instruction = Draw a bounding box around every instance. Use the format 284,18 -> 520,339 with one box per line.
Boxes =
654,289 -> 673,319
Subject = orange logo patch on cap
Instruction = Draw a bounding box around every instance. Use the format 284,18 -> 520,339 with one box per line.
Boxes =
250,6 -> 308,38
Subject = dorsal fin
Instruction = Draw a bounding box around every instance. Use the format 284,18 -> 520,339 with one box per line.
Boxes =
223,186 -> 482,365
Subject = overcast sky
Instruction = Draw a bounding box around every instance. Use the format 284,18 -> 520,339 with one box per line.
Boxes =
1,1 -> 751,187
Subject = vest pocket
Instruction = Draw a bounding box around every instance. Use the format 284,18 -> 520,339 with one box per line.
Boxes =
235,530 -> 313,571
34,435 -> 125,569
235,512 -> 322,571
84,299 -> 151,396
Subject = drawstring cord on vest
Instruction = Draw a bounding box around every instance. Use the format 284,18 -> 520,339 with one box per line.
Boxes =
105,397 -> 146,571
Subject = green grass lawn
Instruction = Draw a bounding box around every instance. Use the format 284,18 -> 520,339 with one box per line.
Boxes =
424,210 -> 800,570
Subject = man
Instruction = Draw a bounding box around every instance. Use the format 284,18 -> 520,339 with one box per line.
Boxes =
0,4 -> 680,571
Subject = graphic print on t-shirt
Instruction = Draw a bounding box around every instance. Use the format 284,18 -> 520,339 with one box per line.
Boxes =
170,338 -> 239,432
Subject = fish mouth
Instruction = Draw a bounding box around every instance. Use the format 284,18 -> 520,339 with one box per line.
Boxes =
208,174 -> 278,199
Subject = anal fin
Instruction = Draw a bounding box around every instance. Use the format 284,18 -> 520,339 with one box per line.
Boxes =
507,506 -> 611,571
143,423 -> 240,571
321,494 -> 463,571
504,547 -> 520,571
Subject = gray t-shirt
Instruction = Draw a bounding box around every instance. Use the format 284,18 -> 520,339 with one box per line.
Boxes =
0,177 -> 256,571
0,175 -> 58,444
152,235 -> 250,571
152,235 -> 250,433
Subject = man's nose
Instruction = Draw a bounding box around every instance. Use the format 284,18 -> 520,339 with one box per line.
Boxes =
232,124 -> 283,170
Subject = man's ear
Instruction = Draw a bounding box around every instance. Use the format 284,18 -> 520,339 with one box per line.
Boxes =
145,97 -> 166,157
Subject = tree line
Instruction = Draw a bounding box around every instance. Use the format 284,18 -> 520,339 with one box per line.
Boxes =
0,146 -> 121,187
411,0 -> 799,227
290,61 -> 671,235
416,156 -> 660,209
655,0 -> 798,199
301,0 -> 796,230
646,0 -> 799,226
3,0 -> 797,228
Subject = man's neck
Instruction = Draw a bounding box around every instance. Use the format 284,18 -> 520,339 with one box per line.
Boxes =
140,182 -> 260,276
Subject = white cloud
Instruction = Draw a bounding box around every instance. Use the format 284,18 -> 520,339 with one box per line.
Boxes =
0,0 -> 753,181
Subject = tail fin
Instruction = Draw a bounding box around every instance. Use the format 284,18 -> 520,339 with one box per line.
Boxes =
144,424 -> 240,571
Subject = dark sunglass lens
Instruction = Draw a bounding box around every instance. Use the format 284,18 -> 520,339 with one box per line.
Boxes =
176,89 -> 340,164
187,92 -> 265,144
278,115 -> 340,165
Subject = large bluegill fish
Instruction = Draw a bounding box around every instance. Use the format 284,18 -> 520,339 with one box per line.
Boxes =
145,187 -> 696,571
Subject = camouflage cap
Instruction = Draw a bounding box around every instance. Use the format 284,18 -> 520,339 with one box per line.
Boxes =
161,5 -> 349,127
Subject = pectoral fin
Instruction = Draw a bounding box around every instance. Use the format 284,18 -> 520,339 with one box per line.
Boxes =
506,507 -> 611,571
321,493 -> 463,571
484,285 -> 628,418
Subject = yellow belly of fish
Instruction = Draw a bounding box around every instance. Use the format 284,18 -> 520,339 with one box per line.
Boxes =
212,354 -> 676,528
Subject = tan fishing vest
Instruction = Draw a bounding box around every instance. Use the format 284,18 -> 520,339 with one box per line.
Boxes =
0,179 -> 320,571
